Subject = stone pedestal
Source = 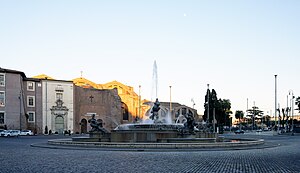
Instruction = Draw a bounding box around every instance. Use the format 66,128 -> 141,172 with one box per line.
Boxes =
89,131 -> 111,142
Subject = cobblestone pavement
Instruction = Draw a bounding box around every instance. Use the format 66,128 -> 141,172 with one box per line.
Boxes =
0,134 -> 300,173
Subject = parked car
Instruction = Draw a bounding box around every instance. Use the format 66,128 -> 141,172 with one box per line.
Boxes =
234,129 -> 245,134
1,130 -> 20,137
20,130 -> 34,136
256,129 -> 263,133
0,130 -> 7,136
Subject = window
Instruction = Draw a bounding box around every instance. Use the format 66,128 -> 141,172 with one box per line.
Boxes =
27,112 -> 35,122
27,81 -> 35,91
56,93 -> 63,100
0,91 -> 4,106
55,85 -> 64,92
0,112 -> 4,124
27,96 -> 35,107
0,74 -> 4,86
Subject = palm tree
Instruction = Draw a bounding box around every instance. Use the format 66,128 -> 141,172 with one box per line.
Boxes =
235,110 -> 244,129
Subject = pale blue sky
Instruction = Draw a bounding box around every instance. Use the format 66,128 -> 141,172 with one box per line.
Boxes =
1,1 -> 299,116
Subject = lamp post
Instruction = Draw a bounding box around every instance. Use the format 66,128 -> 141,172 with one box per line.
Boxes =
191,98 -> 195,109
45,77 -> 48,134
247,98 -> 248,129
19,91 -> 22,130
169,86 -> 172,113
289,90 -> 294,133
207,84 -> 210,125
274,75 -> 278,134
138,85 -> 141,119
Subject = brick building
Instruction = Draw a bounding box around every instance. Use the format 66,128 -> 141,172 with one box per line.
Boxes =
74,86 -> 122,133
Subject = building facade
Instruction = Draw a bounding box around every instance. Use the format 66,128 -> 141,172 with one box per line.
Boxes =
74,86 -> 122,133
23,78 -> 43,134
102,80 -> 140,122
0,68 -> 25,130
1,68 -> 202,134
41,79 -> 74,134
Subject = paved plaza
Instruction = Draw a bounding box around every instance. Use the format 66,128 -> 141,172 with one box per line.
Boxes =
0,133 -> 300,173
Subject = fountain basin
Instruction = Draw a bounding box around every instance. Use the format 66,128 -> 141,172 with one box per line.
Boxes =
48,138 -> 264,149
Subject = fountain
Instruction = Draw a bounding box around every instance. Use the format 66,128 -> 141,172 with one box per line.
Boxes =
48,60 -> 264,149
108,60 -> 217,143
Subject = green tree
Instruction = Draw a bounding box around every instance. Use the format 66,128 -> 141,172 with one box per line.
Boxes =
247,106 -> 263,130
203,89 -> 218,123
235,110 -> 244,120
204,89 -> 232,131
218,99 -> 232,127
295,96 -> 300,112
235,110 -> 244,128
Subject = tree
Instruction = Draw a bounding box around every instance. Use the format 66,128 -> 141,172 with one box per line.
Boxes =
218,99 -> 232,127
235,110 -> 244,128
203,89 -> 232,130
203,89 -> 218,123
295,96 -> 300,112
247,106 -> 263,130
235,110 -> 244,120
204,89 -> 232,131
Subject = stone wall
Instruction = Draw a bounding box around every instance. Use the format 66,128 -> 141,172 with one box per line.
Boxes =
74,86 -> 122,133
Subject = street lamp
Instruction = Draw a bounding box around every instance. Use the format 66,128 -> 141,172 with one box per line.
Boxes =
274,75 -> 278,134
138,85 -> 141,120
289,90 -> 294,133
45,77 -> 48,134
19,91 -> 22,130
191,98 -> 195,109
169,86 -> 172,113
207,84 -> 210,125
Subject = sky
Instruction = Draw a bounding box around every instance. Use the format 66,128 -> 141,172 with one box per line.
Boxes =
1,0 -> 300,117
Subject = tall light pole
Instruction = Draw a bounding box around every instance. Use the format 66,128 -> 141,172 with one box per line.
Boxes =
289,90 -> 294,132
45,77 -> 48,134
274,75 -> 278,134
19,91 -> 22,130
138,85 -> 141,119
207,84 -> 210,125
247,98 -> 249,128
169,86 -> 172,113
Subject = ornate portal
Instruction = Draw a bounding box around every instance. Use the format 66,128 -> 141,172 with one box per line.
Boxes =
50,99 -> 69,133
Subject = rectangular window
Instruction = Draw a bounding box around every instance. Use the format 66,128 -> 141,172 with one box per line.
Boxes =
0,74 -> 5,86
27,96 -> 35,107
56,93 -> 63,100
0,91 -> 4,107
27,81 -> 35,91
27,112 -> 35,122
0,112 -> 4,124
